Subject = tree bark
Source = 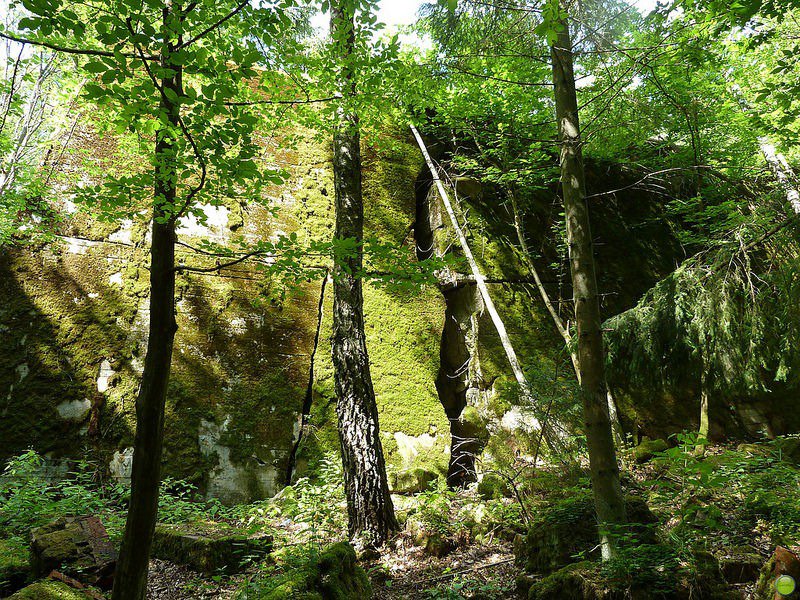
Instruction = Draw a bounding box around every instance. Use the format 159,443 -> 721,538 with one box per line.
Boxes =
550,13 -> 626,560
330,1 -> 398,547
112,6 -> 181,598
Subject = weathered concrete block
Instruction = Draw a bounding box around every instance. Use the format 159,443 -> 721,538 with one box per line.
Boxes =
718,549 -> 763,584
29,517 -> 116,590
515,492 -> 656,575
151,522 -> 272,574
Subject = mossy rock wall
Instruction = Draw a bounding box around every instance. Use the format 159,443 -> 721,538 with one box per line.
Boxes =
0,123 -> 455,501
2,116 -> 732,502
604,237 -> 800,441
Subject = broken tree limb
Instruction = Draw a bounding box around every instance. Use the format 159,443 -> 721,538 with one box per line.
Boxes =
410,124 -> 565,455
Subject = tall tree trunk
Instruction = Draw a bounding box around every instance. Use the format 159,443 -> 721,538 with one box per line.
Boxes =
112,6 -> 181,598
550,13 -> 626,560
330,1 -> 398,547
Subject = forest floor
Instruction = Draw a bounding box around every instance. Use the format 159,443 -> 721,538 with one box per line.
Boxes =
144,542 -> 521,599
369,542 -> 519,599
2,437 -> 800,599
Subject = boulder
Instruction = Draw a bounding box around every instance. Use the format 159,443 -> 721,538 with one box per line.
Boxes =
755,546 -> 800,600
515,492 -> 657,575
8,579 -> 93,599
29,517 -> 116,589
391,468 -> 439,494
736,443 -> 769,457
633,438 -> 669,464
151,522 -> 272,574
774,437 -> 800,464
477,473 -> 512,500
258,542 -> 372,600
527,561 -> 622,600
405,517 -> 455,557
0,537 -> 31,596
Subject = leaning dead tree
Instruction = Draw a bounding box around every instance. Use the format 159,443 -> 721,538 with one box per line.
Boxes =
411,124 -> 566,455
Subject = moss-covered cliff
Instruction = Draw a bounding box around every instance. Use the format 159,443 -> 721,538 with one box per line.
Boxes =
605,229 -> 800,440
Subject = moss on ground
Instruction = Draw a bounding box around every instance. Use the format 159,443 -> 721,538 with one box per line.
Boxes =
8,580 -> 93,599
247,542 -> 371,600
0,537 -> 30,595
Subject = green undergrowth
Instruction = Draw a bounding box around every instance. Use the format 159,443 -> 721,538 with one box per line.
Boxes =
515,433 -> 800,598
3,436 -> 798,598
0,450 -> 235,544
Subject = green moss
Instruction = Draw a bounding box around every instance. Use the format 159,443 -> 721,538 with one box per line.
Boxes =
247,542 -> 371,600
633,438 -> 669,464
477,473 -> 511,500
528,561 -> 615,600
8,580 -> 94,599
151,522 -> 273,574
516,490 -> 657,575
0,537 -> 30,595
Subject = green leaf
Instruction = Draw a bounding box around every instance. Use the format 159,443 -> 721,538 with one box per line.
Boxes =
84,61 -> 108,74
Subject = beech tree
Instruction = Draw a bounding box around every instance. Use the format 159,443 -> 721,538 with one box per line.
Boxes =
328,0 -> 399,547
3,0 -> 295,596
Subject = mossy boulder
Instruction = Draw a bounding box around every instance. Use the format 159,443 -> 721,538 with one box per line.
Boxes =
516,492 -> 657,575
151,522 -> 272,574
0,537 -> 30,596
29,517 -> 116,589
8,579 -> 93,599
405,516 -> 456,557
717,548 -> 763,584
736,443 -> 769,457
477,473 -> 512,500
255,542 -> 372,600
527,561 -> 622,600
633,438 -> 669,464
391,468 -> 440,494
774,436 -> 800,465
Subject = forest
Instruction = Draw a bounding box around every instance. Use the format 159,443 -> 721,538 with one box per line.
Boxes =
0,0 -> 799,597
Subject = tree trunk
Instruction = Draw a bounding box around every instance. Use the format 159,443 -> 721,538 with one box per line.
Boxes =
112,7 -> 181,598
550,14 -> 626,560
330,1 -> 398,547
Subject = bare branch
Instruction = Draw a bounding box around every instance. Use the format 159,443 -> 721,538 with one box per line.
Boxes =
0,31 -> 158,60
177,0 -> 249,49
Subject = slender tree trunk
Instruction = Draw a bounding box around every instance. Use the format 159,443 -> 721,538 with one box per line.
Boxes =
550,14 -> 626,560
696,369 -> 711,453
112,6 -> 181,598
330,1 -> 398,547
